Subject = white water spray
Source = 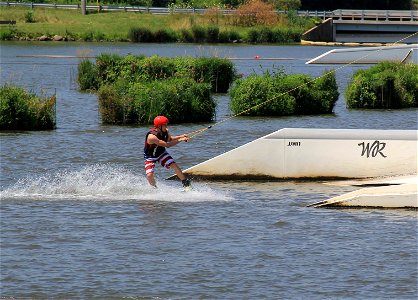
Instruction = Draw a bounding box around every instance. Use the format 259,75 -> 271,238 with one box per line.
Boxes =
0,164 -> 232,202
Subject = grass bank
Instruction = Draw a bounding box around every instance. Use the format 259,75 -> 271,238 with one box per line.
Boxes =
0,6 -> 315,43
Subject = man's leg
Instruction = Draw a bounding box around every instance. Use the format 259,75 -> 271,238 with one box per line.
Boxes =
158,151 -> 190,187
145,158 -> 157,187
170,163 -> 186,180
170,163 -> 190,187
146,172 -> 157,188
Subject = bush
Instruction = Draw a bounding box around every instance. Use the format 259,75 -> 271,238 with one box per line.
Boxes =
245,27 -> 303,44
96,54 -> 175,83
179,28 -> 194,43
25,10 -> 35,23
234,0 -> 278,26
153,28 -> 178,43
292,70 -> 339,114
0,28 -> 16,41
230,72 -> 295,116
77,59 -> 99,90
345,62 -> 418,108
191,25 -> 207,43
246,28 -> 259,44
141,55 -> 177,80
95,53 -> 146,85
123,24 -> 301,45
98,78 -> 214,125
218,30 -> 241,43
206,25 -> 220,43
175,56 -> 237,93
172,26 -> 241,44
311,70 -> 339,113
194,57 -> 236,93
128,27 -> 178,43
0,85 -> 56,130
80,31 -> 94,42
81,54 -> 237,93
97,80 -> 134,124
128,27 -> 153,42
93,31 -> 106,42
229,69 -> 339,116
258,27 -> 274,43
272,27 -> 302,43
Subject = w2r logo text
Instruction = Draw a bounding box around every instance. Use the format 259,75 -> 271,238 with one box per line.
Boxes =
358,141 -> 387,158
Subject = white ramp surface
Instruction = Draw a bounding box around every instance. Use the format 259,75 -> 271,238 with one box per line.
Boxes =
183,128 -> 417,180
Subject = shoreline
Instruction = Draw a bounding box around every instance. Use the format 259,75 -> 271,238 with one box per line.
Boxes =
3,35 -> 409,47
300,40 -> 410,47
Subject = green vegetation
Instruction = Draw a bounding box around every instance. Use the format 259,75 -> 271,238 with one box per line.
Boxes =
79,54 -> 237,93
0,5 -> 315,43
229,69 -> 339,116
345,62 -> 418,109
3,0 -> 291,9
127,24 -> 301,43
128,26 -> 177,42
79,54 -> 232,124
98,78 -> 214,124
78,59 -> 99,90
9,0 -> 413,10
246,27 -> 301,43
0,85 -> 56,130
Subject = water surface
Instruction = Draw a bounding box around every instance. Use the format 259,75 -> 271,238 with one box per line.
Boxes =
1,42 -> 417,299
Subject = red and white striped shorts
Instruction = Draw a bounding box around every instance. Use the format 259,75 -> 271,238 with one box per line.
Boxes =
144,151 -> 175,174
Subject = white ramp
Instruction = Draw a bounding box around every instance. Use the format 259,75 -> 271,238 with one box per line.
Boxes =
183,128 -> 417,180
308,175 -> 418,208
306,44 -> 418,64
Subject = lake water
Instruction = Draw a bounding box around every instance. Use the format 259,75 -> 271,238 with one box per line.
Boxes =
0,42 -> 417,299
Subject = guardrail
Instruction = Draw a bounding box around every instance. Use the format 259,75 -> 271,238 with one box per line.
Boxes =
332,9 -> 418,21
0,2 -> 416,22
0,2 -> 333,17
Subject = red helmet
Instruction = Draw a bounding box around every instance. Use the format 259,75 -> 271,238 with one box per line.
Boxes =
154,115 -> 169,126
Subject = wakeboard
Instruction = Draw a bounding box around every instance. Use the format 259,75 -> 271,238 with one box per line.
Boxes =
182,186 -> 192,192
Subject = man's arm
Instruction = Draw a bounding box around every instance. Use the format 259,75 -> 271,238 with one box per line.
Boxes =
147,134 -> 188,148
170,133 -> 189,141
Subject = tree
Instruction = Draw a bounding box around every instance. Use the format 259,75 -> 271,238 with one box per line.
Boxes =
234,0 -> 278,26
276,0 -> 301,11
221,0 -> 246,8
153,0 -> 174,7
300,0 -> 412,10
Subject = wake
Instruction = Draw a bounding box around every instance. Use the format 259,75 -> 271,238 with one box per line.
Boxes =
0,164 -> 232,202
